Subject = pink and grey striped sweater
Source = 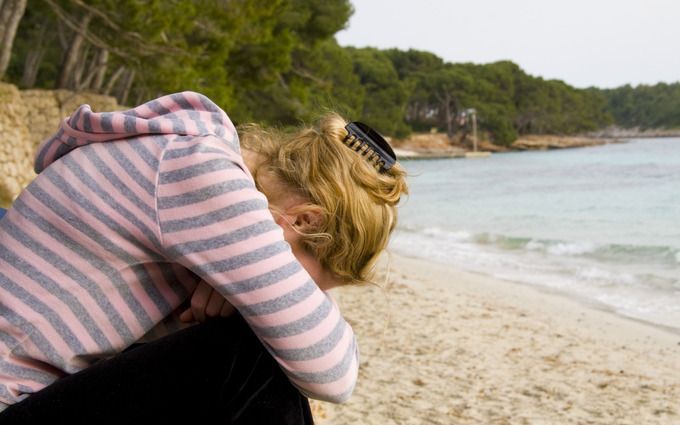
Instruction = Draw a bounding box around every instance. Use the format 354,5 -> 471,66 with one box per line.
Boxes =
0,92 -> 358,405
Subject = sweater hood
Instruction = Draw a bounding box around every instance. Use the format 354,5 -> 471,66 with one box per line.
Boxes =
35,91 -> 238,173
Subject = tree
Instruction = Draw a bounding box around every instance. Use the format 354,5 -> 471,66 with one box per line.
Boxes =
416,64 -> 474,139
226,0 -> 356,124
384,49 -> 445,132
0,0 -> 27,78
602,82 -> 680,129
292,39 -> 365,121
5,1 -> 651,138
384,48 -> 444,80
348,47 -> 410,137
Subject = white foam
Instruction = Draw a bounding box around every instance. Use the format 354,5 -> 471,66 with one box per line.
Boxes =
421,227 -> 473,242
576,267 -> 637,286
547,241 -> 597,256
595,289 -> 680,328
525,240 -> 545,251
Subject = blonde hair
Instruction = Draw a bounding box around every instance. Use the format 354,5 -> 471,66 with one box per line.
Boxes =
239,113 -> 408,284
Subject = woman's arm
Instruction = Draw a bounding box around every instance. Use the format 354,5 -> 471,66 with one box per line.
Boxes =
156,138 -> 358,403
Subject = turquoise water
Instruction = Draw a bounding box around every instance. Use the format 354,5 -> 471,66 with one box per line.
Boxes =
391,138 -> 680,330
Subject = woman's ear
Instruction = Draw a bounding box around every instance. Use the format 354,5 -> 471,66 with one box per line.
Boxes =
291,205 -> 325,233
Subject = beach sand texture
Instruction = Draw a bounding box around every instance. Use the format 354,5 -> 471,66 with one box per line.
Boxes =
314,254 -> 680,425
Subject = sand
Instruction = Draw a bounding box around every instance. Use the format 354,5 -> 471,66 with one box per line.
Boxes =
312,253 -> 680,425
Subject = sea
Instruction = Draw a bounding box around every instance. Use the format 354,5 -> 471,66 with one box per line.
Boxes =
390,137 -> 680,332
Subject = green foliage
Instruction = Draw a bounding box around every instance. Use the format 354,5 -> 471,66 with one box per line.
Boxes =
8,0 -> 361,124
224,0 -> 357,125
6,0 -> 674,142
297,39 -> 365,120
385,54 -> 521,144
6,1 -> 60,87
384,52 -> 613,145
384,49 -> 444,80
602,83 -> 680,129
348,47 -> 410,137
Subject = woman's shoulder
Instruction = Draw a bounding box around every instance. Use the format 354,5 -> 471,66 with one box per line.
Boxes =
159,133 -> 251,182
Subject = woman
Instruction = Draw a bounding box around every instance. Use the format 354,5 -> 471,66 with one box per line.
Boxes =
0,92 -> 407,421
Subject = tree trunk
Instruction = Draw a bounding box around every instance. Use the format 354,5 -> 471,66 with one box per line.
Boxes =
0,0 -> 28,79
20,47 -> 44,87
443,93 -> 454,139
72,43 -> 90,89
103,65 -> 125,95
56,12 -> 92,89
57,19 -> 69,50
90,48 -> 108,91
19,16 -> 48,87
118,68 -> 135,105
76,46 -> 105,91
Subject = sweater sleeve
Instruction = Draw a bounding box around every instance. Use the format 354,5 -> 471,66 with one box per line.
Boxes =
156,137 -> 359,403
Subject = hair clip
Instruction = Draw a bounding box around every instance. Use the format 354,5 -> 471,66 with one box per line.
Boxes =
342,122 -> 397,173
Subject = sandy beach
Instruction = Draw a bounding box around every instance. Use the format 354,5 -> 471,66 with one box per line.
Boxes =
313,253 -> 680,425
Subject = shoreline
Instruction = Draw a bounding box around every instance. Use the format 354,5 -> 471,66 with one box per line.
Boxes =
390,132 -> 631,159
315,253 -> 680,424
385,252 -> 680,351
395,251 -> 680,338
391,131 -> 680,159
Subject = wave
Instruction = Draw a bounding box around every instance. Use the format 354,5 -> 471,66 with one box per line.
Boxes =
396,225 -> 680,266
390,224 -> 680,330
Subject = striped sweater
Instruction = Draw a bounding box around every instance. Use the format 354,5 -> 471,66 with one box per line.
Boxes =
0,92 -> 358,405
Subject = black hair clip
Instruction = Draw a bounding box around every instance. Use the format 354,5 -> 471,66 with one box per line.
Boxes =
342,122 -> 397,173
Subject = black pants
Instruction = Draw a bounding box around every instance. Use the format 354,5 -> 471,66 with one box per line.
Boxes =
0,315 -> 314,424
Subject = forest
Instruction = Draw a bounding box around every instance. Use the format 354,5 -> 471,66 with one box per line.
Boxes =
1,0 -> 678,145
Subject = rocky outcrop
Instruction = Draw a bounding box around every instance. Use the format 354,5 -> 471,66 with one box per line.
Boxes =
587,126 -> 680,139
390,132 -> 617,157
0,83 -> 119,206
389,133 -> 469,158
511,135 -> 618,150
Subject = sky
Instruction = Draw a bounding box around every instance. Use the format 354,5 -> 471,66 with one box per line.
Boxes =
336,0 -> 680,89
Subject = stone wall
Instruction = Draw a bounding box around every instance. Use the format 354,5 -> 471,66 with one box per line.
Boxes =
0,82 -> 119,207
0,83 -> 32,207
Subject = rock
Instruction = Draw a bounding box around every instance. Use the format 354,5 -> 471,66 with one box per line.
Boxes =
511,135 -> 617,150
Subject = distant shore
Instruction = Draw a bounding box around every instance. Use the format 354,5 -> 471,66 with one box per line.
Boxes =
314,253 -> 680,424
389,129 -> 679,159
